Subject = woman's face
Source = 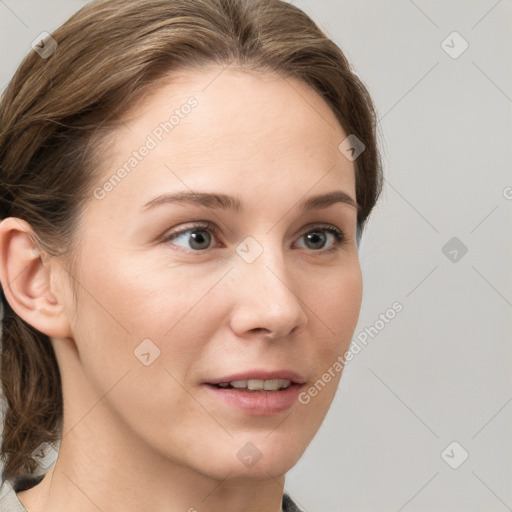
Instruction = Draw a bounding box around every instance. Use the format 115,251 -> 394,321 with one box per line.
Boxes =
56,65 -> 363,480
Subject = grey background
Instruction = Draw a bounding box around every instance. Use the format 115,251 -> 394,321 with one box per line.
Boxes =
1,1 -> 511,511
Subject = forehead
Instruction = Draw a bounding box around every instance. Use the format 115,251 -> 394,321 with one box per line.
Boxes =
117,67 -> 344,148
89,66 -> 355,218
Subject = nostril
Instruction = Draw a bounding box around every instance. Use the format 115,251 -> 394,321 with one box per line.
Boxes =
252,328 -> 275,339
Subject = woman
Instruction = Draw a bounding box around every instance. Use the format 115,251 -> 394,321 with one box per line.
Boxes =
0,0 -> 382,510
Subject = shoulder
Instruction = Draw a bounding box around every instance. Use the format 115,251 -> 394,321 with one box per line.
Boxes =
283,492 -> 306,512
0,473 -> 44,512
0,477 -> 24,511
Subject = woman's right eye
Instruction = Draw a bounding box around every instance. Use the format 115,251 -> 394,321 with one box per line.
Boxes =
163,222 -> 221,252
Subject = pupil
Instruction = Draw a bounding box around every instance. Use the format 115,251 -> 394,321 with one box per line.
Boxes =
306,231 -> 325,249
190,230 -> 210,250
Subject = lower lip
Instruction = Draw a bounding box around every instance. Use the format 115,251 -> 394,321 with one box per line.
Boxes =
204,383 -> 303,416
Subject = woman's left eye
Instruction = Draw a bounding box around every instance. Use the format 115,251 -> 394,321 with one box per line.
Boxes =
294,226 -> 345,252
163,223 -> 345,253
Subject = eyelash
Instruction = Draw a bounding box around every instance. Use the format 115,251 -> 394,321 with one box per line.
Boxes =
163,222 -> 346,254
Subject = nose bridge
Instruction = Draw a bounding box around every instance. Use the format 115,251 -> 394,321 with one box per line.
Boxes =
229,235 -> 308,338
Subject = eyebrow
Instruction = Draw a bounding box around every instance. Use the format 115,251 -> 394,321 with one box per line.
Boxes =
141,190 -> 358,213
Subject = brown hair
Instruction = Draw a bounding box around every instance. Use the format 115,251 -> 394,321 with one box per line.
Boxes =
0,0 -> 382,482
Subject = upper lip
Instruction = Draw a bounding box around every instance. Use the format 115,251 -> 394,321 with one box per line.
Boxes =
206,369 -> 306,385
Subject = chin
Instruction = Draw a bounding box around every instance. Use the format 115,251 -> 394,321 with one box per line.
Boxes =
202,456 -> 299,483
191,432 -> 310,482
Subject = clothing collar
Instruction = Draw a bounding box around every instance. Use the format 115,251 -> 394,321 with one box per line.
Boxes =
0,475 -> 305,512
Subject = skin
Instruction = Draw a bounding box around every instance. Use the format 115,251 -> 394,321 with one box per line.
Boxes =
0,65 -> 363,512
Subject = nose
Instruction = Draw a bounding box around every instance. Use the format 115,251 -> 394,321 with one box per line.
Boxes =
228,243 -> 308,341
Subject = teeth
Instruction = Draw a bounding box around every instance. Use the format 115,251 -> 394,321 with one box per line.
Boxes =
231,380 -> 248,389
263,379 -> 290,391
222,379 -> 292,391
248,379 -> 264,390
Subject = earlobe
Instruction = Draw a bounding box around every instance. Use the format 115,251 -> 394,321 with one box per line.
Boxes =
0,217 -> 73,338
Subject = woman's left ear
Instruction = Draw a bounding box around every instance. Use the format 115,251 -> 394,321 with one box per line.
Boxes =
0,217 -> 73,339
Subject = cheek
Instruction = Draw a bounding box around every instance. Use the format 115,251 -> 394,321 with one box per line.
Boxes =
313,261 -> 363,350
299,262 -> 362,410
70,246 -> 222,385
294,274 -> 362,434
66,252 -> 216,443
75,244 -> 191,333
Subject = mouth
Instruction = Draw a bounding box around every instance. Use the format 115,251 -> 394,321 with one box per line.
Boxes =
203,370 -> 305,415
205,369 -> 305,390
210,378 -> 293,391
